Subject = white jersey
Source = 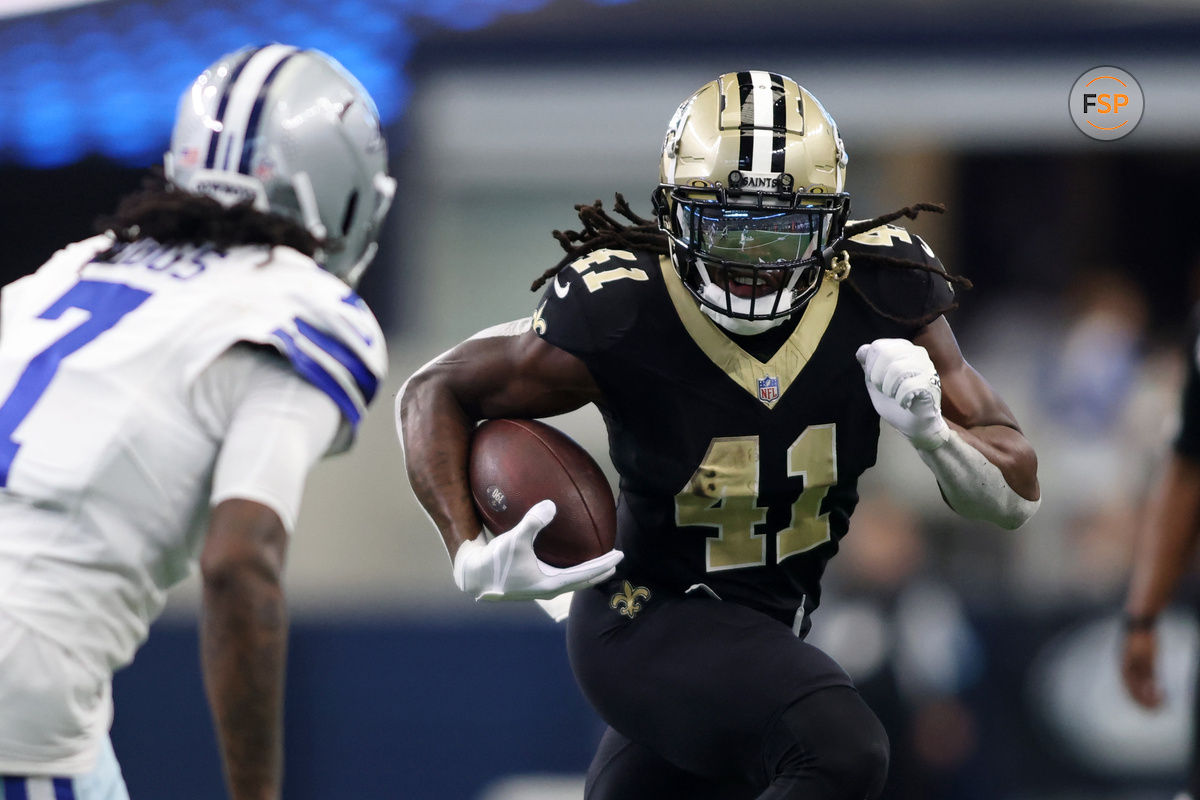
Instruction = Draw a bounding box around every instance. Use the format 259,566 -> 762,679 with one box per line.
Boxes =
0,235 -> 386,684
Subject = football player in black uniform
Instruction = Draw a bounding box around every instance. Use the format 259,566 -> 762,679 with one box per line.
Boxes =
399,72 -> 1040,799
1121,318 -> 1200,800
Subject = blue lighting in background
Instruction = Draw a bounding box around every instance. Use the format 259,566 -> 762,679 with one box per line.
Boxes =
0,0 -> 636,168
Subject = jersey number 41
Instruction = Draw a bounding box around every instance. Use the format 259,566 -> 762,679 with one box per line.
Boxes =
675,425 -> 837,572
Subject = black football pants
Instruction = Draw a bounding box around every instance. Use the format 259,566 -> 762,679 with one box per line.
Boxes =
567,580 -> 889,799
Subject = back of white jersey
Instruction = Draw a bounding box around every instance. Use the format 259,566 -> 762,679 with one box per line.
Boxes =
0,236 -> 386,674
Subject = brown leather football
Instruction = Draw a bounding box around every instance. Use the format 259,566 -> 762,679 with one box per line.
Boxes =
469,418 -> 616,568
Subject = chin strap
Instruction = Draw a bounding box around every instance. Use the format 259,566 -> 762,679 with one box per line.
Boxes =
697,282 -> 791,335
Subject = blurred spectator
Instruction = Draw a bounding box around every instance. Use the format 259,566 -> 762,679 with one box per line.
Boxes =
817,491 -> 986,800
1039,269 -> 1147,436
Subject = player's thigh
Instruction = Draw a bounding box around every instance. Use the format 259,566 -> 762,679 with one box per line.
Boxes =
73,736 -> 129,800
567,582 -> 853,784
0,611 -> 111,766
585,726 -> 756,800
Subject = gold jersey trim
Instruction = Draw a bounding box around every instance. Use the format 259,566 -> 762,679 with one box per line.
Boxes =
658,255 -> 839,409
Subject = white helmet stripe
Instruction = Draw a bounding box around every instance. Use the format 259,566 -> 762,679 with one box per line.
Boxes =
202,47 -> 258,169
734,71 -> 788,176
237,49 -> 302,174
747,70 -> 775,173
211,44 -> 298,173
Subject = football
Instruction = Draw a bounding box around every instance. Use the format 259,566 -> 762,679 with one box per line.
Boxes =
469,418 -> 617,568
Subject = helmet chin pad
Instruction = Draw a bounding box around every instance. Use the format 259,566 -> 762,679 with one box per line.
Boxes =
698,282 -> 791,335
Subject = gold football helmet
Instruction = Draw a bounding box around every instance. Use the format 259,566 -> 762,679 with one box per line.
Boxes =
653,71 -> 849,334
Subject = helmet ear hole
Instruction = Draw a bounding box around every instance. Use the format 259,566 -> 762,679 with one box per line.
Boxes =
341,190 -> 360,236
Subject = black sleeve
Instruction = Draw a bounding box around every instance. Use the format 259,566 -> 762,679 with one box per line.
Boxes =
1174,323 -> 1200,460
912,233 -> 956,319
533,249 -> 649,358
842,225 -> 955,332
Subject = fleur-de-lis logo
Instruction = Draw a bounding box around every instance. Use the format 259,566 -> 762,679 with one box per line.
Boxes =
531,301 -> 547,335
609,581 -> 651,619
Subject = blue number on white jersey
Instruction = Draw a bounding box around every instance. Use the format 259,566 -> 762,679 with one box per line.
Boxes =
0,280 -> 150,485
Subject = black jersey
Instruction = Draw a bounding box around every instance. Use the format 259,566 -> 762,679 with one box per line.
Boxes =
535,225 -> 953,631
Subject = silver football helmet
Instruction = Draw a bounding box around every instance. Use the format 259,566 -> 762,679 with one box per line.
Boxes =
653,71 -> 849,335
165,44 -> 396,287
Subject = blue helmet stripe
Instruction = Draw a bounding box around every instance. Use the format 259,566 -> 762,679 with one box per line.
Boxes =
294,317 -> 378,403
52,778 -> 76,800
270,328 -> 361,427
203,46 -> 262,169
237,50 -> 302,176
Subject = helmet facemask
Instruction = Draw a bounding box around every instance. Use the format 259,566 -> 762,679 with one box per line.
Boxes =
655,182 -> 847,335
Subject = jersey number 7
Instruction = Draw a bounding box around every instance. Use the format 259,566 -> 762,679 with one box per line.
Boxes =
0,280 -> 151,486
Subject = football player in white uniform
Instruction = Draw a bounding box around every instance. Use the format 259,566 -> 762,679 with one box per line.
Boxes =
0,45 -> 394,800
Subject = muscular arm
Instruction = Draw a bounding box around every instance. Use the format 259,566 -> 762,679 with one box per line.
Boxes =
200,499 -> 289,800
916,317 -> 1040,502
398,328 -> 602,561
1126,455 -> 1200,619
1121,453 -> 1200,707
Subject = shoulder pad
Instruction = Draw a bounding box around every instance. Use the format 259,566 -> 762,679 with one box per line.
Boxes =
845,223 -> 938,264
534,248 -> 656,355
211,250 -> 388,433
267,287 -> 386,430
841,224 -> 954,327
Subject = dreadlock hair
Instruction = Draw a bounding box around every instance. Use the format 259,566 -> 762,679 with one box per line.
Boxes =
835,202 -> 973,327
531,196 -> 972,328
530,193 -> 668,292
93,167 -> 321,261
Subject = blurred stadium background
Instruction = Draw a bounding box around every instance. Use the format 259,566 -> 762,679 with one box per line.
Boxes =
3,0 -> 1200,797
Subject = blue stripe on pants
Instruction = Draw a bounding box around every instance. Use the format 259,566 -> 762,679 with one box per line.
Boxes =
0,776 -> 77,800
2,776 -> 28,800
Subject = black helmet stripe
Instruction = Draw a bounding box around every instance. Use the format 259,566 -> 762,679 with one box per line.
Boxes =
203,46 -> 262,169
237,50 -> 302,175
736,70 -> 788,175
736,70 -> 754,172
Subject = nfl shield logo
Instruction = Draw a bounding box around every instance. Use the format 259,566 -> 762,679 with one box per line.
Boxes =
758,375 -> 780,403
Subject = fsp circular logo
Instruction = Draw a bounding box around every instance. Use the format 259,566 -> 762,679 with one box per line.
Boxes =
1069,66 -> 1143,141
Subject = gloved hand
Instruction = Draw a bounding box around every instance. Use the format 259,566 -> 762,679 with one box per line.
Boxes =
856,339 -> 950,450
453,500 -> 624,601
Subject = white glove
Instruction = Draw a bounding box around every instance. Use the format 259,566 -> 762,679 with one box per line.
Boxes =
856,339 -> 950,451
453,500 -> 624,601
